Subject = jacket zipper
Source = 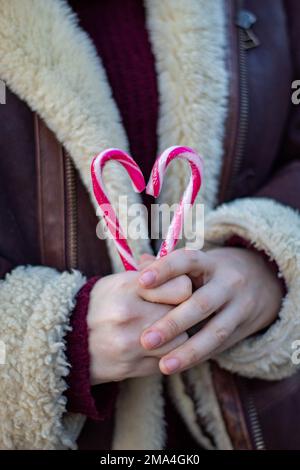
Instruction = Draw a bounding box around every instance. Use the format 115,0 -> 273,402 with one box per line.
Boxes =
64,152 -> 78,270
226,25 -> 248,197
233,4 -> 265,450
225,6 -> 259,199
244,394 -> 265,450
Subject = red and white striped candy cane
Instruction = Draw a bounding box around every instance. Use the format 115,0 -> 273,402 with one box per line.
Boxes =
146,145 -> 204,258
91,148 -> 145,271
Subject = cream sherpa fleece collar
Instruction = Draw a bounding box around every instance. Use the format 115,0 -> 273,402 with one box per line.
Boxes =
0,0 -> 228,449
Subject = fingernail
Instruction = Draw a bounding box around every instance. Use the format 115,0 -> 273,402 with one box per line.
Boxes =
143,331 -> 162,348
162,357 -> 180,373
140,270 -> 156,286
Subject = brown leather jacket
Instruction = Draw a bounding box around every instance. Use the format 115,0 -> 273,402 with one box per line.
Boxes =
0,0 -> 300,449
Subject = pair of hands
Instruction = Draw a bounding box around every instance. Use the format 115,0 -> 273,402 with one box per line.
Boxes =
87,247 -> 283,384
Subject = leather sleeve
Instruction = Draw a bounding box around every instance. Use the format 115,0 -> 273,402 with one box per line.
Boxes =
256,0 -> 300,211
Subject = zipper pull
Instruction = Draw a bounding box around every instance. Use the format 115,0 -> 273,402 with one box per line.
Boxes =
236,10 -> 260,50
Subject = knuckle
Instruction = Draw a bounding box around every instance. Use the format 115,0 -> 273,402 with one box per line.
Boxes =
113,332 -> 135,355
117,278 -> 133,292
187,347 -> 200,366
118,280 -> 130,291
114,305 -> 135,324
212,326 -> 230,345
162,258 -> 174,278
197,295 -> 210,314
116,272 -> 138,291
187,295 -> 201,314
164,316 -> 181,338
181,275 -> 193,299
185,249 -> 199,267
231,270 -> 247,289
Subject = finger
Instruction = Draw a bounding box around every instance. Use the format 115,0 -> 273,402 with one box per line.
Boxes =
211,313 -> 258,357
139,248 -> 214,288
137,253 -> 156,270
211,327 -> 246,357
144,332 -> 188,358
158,302 -> 241,374
141,278 -> 231,349
139,275 -> 192,305
138,300 -> 173,326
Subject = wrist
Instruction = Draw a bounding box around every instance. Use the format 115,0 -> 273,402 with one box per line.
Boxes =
65,276 -> 118,420
225,235 -> 286,296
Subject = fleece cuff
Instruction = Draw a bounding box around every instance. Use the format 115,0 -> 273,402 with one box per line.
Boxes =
0,266 -> 85,449
204,197 -> 300,380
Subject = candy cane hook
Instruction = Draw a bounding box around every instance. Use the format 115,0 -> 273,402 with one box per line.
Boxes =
146,146 -> 204,258
91,148 -> 145,271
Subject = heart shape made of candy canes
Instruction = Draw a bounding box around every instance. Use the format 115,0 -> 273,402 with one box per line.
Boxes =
91,146 -> 204,271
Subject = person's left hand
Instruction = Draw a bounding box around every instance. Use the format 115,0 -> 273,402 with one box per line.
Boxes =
138,247 -> 284,375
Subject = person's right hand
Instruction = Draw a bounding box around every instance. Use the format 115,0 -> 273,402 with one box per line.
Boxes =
87,270 -> 192,384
